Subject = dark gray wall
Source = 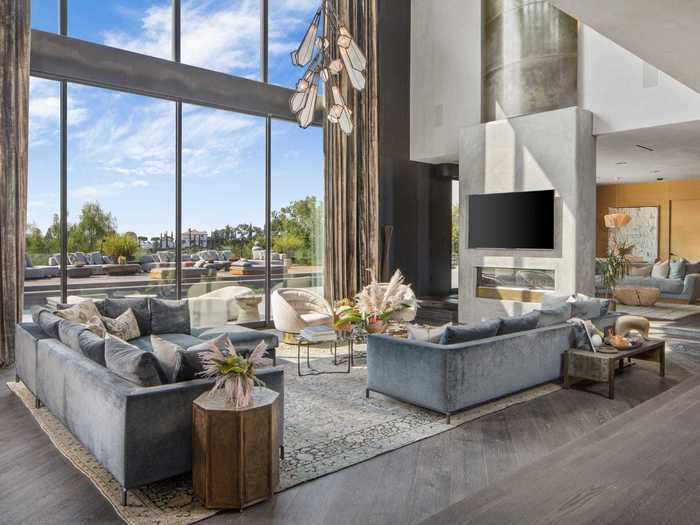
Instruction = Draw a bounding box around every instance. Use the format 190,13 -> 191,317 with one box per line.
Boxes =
377,0 -> 452,297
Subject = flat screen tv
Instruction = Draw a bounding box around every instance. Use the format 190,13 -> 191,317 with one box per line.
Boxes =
468,189 -> 555,249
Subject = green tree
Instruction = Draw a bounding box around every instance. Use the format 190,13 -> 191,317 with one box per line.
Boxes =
271,196 -> 323,264
451,204 -> 459,256
69,202 -> 117,252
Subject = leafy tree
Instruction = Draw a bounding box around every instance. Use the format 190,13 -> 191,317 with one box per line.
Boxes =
69,202 -> 117,252
273,234 -> 305,258
102,233 -> 139,261
451,204 -> 459,257
271,196 -> 323,264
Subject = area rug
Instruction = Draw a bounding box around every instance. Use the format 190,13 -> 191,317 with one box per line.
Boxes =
617,303 -> 700,320
7,342 -> 559,525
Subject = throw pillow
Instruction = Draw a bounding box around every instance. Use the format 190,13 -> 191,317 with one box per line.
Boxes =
78,329 -> 106,366
104,335 -> 162,387
83,315 -> 107,338
150,298 -> 190,335
101,308 -> 141,341
570,300 -> 602,319
686,261 -> 700,275
651,260 -> 670,279
536,303 -> 572,327
186,334 -> 231,378
31,306 -> 62,338
406,323 -> 452,343
669,259 -> 687,280
541,294 -> 572,310
498,311 -> 540,335
57,320 -> 87,353
103,298 -> 151,336
150,335 -> 185,384
628,264 -> 653,277
55,301 -> 101,324
440,319 -> 502,345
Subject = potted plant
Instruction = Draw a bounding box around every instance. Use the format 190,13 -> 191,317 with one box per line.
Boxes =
102,233 -> 139,264
602,241 -> 634,307
199,338 -> 267,408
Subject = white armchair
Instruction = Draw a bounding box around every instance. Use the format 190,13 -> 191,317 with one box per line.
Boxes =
271,288 -> 334,339
188,285 -> 253,328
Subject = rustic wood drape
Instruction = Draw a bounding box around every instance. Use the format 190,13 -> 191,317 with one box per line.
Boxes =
0,0 -> 30,368
323,0 -> 380,302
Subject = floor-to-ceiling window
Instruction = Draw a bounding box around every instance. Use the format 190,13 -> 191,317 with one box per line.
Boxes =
271,120 -> 324,304
66,85 -> 176,303
25,78 -> 61,311
452,179 -> 459,291
182,105 -> 266,327
25,0 -> 325,325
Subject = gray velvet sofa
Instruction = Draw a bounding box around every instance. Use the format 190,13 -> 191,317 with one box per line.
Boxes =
366,313 -> 619,422
15,298 -> 282,504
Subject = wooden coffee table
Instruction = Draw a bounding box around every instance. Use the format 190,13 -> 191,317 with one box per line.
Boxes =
563,339 -> 665,399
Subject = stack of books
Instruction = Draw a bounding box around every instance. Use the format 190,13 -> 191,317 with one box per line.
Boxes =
299,325 -> 337,342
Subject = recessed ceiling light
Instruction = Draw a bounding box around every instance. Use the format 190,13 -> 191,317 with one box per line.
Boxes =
652,170 -> 661,173
616,161 -> 627,165
635,144 -> 655,152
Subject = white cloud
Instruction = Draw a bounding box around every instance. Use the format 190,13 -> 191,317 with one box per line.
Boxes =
74,179 -> 151,200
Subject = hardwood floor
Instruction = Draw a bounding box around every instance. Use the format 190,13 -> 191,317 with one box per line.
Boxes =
1,323 -> 700,525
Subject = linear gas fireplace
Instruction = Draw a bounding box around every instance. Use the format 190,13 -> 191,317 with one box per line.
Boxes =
476,267 -> 555,303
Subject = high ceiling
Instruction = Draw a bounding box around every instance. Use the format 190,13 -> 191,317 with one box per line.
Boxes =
597,120 -> 700,184
550,0 -> 700,94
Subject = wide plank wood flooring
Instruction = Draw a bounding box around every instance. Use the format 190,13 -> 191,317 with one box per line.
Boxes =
1,317 -> 700,524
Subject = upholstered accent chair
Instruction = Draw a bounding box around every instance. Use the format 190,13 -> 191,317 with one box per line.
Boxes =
271,288 -> 334,342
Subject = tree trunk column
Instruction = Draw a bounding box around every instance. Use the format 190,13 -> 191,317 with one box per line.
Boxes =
482,0 -> 578,122
0,0 -> 30,367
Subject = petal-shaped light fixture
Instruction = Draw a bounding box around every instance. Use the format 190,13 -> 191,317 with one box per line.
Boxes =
289,1 -> 366,135
604,213 -> 632,229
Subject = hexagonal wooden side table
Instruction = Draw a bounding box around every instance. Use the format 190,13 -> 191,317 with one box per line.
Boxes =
192,387 -> 280,509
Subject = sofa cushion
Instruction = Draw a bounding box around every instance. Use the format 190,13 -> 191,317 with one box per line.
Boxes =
652,260 -> 670,279
686,261 -> 700,275
440,319 -> 502,345
104,335 -> 163,387
669,259 -> 686,280
151,298 -> 190,335
499,311 -> 540,335
570,300 -> 602,319
101,308 -> 141,341
628,263 -> 653,277
537,303 -> 571,327
150,335 -> 186,384
193,325 -> 278,349
57,320 -> 87,353
31,306 -> 62,339
652,277 -> 684,294
541,293 -> 571,309
55,299 -> 105,315
78,329 -> 106,366
407,322 -> 451,343
54,301 -> 101,324
103,298 -> 151,336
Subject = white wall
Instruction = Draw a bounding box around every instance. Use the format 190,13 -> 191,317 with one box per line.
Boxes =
410,0 -> 481,164
579,26 -> 700,135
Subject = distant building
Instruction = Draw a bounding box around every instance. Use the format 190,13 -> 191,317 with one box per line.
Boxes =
182,229 -> 209,249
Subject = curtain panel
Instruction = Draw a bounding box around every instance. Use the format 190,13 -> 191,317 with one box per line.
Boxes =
323,0 -> 380,302
0,0 -> 30,367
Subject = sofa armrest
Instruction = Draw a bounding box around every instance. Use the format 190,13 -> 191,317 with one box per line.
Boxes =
367,335 -> 449,413
683,273 -> 700,303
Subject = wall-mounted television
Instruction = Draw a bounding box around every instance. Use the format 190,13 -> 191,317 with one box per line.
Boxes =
468,189 -> 555,249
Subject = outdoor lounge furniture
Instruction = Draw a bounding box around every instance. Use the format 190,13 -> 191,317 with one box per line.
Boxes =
103,263 -> 141,276
25,255 -> 60,280
271,288 -> 334,340
187,284 -> 254,327
15,297 -> 282,502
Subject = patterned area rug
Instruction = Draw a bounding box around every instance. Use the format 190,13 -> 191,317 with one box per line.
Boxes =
7,341 -> 560,525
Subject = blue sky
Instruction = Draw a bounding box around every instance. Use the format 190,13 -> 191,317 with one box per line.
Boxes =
28,0 -> 323,238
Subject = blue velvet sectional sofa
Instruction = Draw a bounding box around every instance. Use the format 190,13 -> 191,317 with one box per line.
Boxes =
15,297 -> 282,505
367,308 -> 619,422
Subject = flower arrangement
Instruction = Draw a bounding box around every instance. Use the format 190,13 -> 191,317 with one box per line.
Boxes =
199,337 -> 267,409
334,269 -> 416,334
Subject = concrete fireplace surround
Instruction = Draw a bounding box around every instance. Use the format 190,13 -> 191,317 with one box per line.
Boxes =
458,107 -> 596,323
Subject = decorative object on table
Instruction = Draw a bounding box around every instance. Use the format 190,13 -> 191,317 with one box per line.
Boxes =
385,320 -> 408,338
299,325 -> 337,343
335,269 -> 417,334
615,315 -> 650,340
199,338 -> 267,409
192,387 -> 280,509
289,0 -> 367,134
613,286 -> 661,306
234,294 -> 263,323
604,331 -> 643,350
568,317 -> 604,351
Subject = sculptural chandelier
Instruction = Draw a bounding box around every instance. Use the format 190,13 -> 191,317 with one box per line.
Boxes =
289,0 -> 367,135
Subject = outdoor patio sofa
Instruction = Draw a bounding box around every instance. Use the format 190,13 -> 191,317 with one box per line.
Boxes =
367,300 -> 619,422
25,255 -> 60,280
15,297 -> 282,503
